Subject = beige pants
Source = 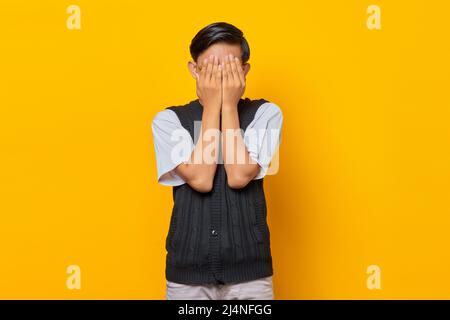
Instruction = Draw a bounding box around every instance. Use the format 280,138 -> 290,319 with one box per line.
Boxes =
166,276 -> 274,300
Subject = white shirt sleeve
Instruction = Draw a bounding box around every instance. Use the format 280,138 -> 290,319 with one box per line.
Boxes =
151,109 -> 194,186
243,102 -> 283,180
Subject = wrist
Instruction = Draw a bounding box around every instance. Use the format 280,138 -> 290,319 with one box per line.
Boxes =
202,104 -> 221,117
221,102 -> 238,112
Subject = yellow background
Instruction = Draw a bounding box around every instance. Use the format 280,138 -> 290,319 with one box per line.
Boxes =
1,0 -> 449,299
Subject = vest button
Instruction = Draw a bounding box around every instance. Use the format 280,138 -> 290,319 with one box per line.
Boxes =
211,229 -> 218,236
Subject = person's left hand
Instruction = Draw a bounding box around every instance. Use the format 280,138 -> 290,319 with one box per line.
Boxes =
221,53 -> 246,108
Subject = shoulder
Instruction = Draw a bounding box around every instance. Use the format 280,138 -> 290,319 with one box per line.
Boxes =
152,108 -> 176,123
161,99 -> 203,124
260,100 -> 282,114
152,99 -> 198,124
151,108 -> 179,128
254,99 -> 283,120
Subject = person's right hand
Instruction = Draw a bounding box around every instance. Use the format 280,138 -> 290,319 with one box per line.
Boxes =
196,55 -> 222,111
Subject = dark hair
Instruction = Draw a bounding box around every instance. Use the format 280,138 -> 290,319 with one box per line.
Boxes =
190,22 -> 250,63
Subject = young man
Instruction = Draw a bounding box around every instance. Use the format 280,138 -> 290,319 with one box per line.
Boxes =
152,22 -> 283,300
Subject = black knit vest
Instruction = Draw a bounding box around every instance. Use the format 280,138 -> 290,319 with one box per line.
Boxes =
165,97 -> 273,284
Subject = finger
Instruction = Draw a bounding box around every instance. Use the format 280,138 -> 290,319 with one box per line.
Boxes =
221,60 -> 228,84
225,54 -> 234,82
199,58 -> 208,81
234,57 -> 246,85
211,55 -> 219,84
206,55 -> 214,82
229,54 -> 240,84
217,62 -> 223,83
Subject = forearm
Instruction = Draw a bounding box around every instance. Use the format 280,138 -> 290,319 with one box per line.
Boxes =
176,106 -> 221,192
221,104 -> 260,188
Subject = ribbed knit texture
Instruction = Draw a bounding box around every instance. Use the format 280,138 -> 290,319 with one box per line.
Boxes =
165,98 -> 273,284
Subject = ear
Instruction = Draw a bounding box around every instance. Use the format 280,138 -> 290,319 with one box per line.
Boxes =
188,60 -> 199,80
243,63 -> 251,77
